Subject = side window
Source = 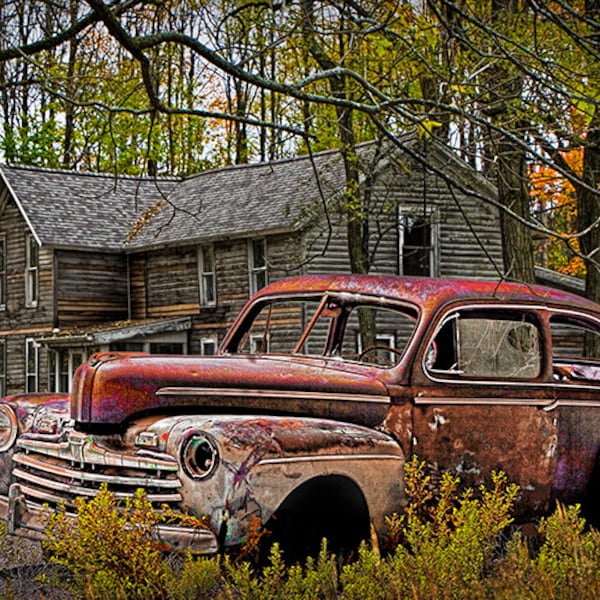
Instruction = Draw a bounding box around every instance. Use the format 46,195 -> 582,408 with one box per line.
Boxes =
198,245 -> 216,306
426,311 -> 541,379
342,305 -> 417,367
551,314 -> 600,382
248,238 -> 267,295
25,234 -> 39,307
0,236 -> 6,309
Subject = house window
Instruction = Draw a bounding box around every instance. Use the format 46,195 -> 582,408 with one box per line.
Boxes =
249,238 -> 267,295
400,215 -> 436,276
25,338 -> 39,392
25,234 -> 39,307
201,338 -> 217,355
250,333 -> 269,353
0,339 -> 5,396
149,342 -> 185,354
0,236 -> 6,309
198,245 -> 216,306
49,349 -> 87,393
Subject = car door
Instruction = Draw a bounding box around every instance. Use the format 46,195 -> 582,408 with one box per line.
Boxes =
398,304 -> 558,519
547,310 -> 600,526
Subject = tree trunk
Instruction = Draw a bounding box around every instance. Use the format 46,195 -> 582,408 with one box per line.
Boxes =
496,123 -> 536,284
487,0 -> 535,284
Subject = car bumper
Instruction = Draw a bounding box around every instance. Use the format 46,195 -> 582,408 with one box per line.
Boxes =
0,483 -> 219,554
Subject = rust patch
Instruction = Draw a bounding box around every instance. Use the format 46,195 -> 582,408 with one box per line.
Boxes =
410,405 -> 558,518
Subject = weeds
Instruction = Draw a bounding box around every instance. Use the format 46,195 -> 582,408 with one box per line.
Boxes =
25,458 -> 600,599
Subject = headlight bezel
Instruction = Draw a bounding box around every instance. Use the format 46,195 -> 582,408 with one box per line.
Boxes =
0,404 -> 18,452
180,432 -> 219,480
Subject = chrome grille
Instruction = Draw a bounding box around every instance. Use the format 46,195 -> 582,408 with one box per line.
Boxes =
12,431 -> 182,508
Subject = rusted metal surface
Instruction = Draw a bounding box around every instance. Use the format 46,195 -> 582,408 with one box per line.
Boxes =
72,353 -> 391,427
0,274 -> 598,551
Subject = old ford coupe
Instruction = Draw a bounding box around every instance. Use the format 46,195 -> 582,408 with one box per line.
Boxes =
0,274 -> 598,556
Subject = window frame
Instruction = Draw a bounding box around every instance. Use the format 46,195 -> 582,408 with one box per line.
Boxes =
201,337 -> 217,355
0,339 -> 6,396
399,211 -> 438,277
48,348 -> 88,393
25,338 -> 39,393
0,235 -> 6,310
248,237 -> 268,296
25,234 -> 39,308
198,244 -> 217,307
423,306 -> 544,383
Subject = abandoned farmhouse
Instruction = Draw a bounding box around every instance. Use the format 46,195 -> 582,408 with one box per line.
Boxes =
0,135 -> 506,396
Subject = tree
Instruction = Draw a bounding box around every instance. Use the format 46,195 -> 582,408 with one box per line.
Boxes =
0,1 -> 599,298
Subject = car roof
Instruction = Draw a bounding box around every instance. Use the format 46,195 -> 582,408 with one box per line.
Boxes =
255,274 -> 600,316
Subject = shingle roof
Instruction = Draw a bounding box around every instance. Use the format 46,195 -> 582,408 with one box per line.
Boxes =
0,148 -> 350,251
125,147 -> 348,249
0,165 -> 179,250
0,135 -> 429,252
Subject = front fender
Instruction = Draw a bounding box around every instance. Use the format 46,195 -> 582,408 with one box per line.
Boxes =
139,414 -> 406,546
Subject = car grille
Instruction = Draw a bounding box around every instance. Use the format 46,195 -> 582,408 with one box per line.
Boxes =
12,430 -> 182,509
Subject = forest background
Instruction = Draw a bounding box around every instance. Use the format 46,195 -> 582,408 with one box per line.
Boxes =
0,0 -> 599,306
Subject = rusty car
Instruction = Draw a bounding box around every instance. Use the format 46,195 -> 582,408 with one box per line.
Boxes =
0,274 -> 598,558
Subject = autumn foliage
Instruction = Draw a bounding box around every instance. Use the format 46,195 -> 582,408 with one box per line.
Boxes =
530,148 -> 586,278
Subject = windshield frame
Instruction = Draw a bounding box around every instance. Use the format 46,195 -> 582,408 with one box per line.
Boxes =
220,291 -> 420,368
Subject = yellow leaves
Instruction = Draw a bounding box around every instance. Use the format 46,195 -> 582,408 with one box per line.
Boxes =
417,118 -> 443,139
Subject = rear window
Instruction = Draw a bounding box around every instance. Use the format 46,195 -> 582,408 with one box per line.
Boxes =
426,311 -> 541,380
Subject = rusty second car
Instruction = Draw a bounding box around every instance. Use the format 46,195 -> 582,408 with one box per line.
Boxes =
0,274 -> 598,557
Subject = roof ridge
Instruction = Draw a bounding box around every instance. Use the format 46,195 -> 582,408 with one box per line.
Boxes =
0,163 -> 182,183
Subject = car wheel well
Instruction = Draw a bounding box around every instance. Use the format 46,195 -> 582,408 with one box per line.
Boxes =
261,474 -> 370,564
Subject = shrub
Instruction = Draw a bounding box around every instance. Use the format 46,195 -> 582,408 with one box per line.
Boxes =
489,502 -> 600,600
380,456 -> 519,598
38,459 -> 599,599
43,484 -> 169,599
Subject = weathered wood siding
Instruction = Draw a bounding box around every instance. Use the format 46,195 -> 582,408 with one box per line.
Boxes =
129,255 -> 147,320
190,232 -> 304,350
144,246 -> 200,317
304,149 -> 503,279
55,250 -> 128,327
0,199 -> 53,393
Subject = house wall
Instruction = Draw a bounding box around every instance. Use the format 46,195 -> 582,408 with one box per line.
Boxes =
304,151 -> 503,278
130,231 -> 305,354
0,200 -> 54,394
55,249 -> 128,328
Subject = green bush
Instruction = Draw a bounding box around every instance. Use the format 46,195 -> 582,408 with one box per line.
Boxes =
37,459 -> 600,599
43,484 -> 169,599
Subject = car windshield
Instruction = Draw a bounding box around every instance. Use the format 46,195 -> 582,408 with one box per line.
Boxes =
226,294 -> 418,367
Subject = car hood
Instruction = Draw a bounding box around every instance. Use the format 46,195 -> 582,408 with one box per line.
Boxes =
72,352 -> 392,429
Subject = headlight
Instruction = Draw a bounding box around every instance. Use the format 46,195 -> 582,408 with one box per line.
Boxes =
0,405 -> 18,452
180,433 -> 219,480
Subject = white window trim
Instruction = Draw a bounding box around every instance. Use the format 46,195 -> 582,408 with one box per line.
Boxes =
249,333 -> 269,353
48,348 -> 88,393
198,245 -> 217,307
0,339 -> 5,396
25,234 -> 39,308
398,210 -> 439,277
25,338 -> 39,393
248,238 -> 268,296
0,235 -> 6,311
201,337 -> 217,355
